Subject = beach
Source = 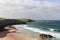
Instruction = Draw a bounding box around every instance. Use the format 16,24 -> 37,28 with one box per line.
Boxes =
0,26 -> 39,40
0,25 -> 57,40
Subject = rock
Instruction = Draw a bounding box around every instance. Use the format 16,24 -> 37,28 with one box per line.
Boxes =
39,34 -> 47,38
47,34 -> 54,38
39,34 -> 54,38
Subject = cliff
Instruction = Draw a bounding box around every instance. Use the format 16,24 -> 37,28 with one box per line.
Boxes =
0,18 -> 34,31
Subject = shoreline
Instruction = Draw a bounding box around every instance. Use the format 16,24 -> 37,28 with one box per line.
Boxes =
0,26 -> 57,40
0,26 -> 39,40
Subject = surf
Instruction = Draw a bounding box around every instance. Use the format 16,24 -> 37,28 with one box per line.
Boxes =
14,25 -> 60,38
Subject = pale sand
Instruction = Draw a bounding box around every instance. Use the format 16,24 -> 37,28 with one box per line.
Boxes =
0,30 -> 39,40
0,26 -> 42,40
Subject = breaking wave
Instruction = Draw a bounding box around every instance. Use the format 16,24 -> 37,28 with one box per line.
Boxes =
14,25 -> 60,38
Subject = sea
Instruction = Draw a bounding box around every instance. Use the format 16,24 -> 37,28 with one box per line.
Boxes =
14,20 -> 60,40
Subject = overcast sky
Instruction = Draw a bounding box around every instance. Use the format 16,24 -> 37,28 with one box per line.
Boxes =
0,0 -> 60,20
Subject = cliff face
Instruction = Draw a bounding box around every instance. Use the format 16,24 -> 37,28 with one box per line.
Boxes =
0,19 -> 26,26
0,19 -> 34,26
0,18 -> 34,31
0,19 -> 26,31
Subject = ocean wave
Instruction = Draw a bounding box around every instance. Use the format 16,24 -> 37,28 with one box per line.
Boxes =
41,28 -> 60,32
48,28 -> 60,32
14,25 -> 60,38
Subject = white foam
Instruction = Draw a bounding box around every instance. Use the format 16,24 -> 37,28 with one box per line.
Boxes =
14,25 -> 60,38
49,28 -> 54,32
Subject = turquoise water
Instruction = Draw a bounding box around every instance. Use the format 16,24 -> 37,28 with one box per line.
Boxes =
27,20 -> 60,32
14,20 -> 60,40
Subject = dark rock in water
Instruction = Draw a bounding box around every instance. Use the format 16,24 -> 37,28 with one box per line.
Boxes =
39,34 -> 54,38
47,34 -> 54,38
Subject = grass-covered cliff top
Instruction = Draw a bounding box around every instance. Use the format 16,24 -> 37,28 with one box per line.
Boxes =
18,19 -> 34,22
0,18 -> 34,22
0,18 -> 34,32
0,18 -> 34,27
0,18 -> 6,20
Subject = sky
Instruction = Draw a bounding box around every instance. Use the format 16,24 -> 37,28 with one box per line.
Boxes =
0,0 -> 60,20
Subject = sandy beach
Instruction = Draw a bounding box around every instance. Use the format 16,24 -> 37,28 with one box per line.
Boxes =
0,26 -> 53,40
0,26 -> 40,40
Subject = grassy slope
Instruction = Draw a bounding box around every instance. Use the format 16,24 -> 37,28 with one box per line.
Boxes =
0,18 -> 34,25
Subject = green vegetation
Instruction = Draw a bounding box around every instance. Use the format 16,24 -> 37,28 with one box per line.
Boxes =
0,18 -> 34,23
18,19 -> 34,22
0,18 -> 5,20
0,18 -> 34,32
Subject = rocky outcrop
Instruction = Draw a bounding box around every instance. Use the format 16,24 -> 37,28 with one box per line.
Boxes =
39,34 -> 54,38
47,34 -> 54,38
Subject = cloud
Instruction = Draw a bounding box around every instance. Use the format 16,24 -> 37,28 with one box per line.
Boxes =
0,0 -> 60,20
